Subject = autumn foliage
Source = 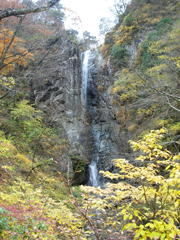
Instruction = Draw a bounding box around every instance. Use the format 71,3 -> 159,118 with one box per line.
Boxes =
0,0 -> 180,239
81,129 -> 180,239
0,23 -> 34,75
0,0 -> 23,10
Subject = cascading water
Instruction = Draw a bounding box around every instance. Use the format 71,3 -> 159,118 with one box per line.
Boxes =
82,50 -> 90,106
81,50 -> 99,187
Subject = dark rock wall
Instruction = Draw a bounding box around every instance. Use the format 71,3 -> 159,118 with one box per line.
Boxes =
31,32 -> 92,182
30,32 -> 127,184
89,51 -> 125,178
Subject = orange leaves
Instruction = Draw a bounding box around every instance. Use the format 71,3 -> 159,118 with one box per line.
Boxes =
0,0 -> 24,11
100,43 -> 111,58
0,24 -> 34,75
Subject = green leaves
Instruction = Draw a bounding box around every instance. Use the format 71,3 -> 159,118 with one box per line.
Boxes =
11,100 -> 42,124
112,44 -> 128,62
156,17 -> 173,33
0,178 -> 87,239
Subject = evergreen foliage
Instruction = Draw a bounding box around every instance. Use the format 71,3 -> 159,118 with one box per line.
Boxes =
122,13 -> 136,26
112,44 -> 128,63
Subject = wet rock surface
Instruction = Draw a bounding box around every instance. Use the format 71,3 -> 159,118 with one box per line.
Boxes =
82,50 -> 125,185
31,32 -> 92,182
30,32 -> 128,185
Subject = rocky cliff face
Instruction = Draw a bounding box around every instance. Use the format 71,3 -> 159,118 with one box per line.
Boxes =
30,0 -> 180,185
81,50 -> 126,186
30,32 -> 93,183
30,31 -> 128,185
89,52 -> 124,165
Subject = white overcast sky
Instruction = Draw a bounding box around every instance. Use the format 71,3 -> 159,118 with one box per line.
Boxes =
60,0 -> 114,37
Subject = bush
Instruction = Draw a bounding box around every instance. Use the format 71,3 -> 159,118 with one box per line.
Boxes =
0,207 -> 11,237
112,44 -> 128,62
123,13 -> 136,26
140,18 -> 173,70
156,17 -> 173,33
81,128 -> 180,239
141,32 -> 159,69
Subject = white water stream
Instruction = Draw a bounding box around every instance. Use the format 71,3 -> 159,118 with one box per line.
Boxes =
81,50 -> 99,187
82,50 -> 90,105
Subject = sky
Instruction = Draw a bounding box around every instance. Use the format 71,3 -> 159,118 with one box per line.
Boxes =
60,0 -> 114,37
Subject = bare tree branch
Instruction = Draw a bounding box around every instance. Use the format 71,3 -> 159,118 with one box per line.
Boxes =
0,0 -> 60,21
166,96 -> 180,112
0,16 -> 25,71
134,70 -> 180,112
0,48 -> 51,102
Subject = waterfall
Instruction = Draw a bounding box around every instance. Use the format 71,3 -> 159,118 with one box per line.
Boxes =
81,50 -> 99,187
82,50 -> 90,106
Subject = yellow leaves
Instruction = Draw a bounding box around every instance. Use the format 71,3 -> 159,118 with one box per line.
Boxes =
147,20 -> 180,76
112,69 -> 145,103
176,60 -> 180,69
80,128 -> 180,239
100,43 -> 111,58
134,219 -> 178,239
0,177 -> 89,240
172,154 -> 180,161
100,170 -> 121,180
130,128 -> 168,151
0,76 -> 15,88
111,85 -> 126,94
168,122 -> 180,135
146,64 -> 168,74
137,105 -> 157,121
123,214 -> 129,221
0,25 -> 34,75
1,165 -> 13,171
174,201 -> 179,209
122,68 -> 129,74
115,19 -> 140,46
16,153 -> 32,171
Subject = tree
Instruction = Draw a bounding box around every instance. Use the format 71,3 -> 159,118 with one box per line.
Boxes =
109,0 -> 131,22
0,0 -> 64,102
99,17 -> 114,36
81,128 -> 180,239
0,20 -> 34,76
136,19 -> 180,112
46,2 -> 65,24
66,29 -> 79,44
0,0 -> 60,21
33,0 -> 65,31
82,31 -> 97,50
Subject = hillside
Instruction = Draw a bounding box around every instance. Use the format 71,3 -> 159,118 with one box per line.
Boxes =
0,0 -> 180,239
100,0 -> 180,152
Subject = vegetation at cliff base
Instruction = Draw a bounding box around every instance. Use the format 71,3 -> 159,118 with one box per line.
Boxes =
81,129 -> 180,239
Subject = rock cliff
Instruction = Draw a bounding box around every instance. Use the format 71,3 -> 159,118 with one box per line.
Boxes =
30,22 -> 158,185
30,31 -> 127,185
30,32 -> 93,183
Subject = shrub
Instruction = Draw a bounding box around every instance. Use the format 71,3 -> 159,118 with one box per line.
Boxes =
141,18 -> 173,69
123,13 -> 136,26
97,86 -> 105,92
156,17 -> 173,33
128,123 -> 137,132
0,179 -> 86,239
141,33 -> 159,69
112,44 -> 128,62
81,128 -> 180,239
